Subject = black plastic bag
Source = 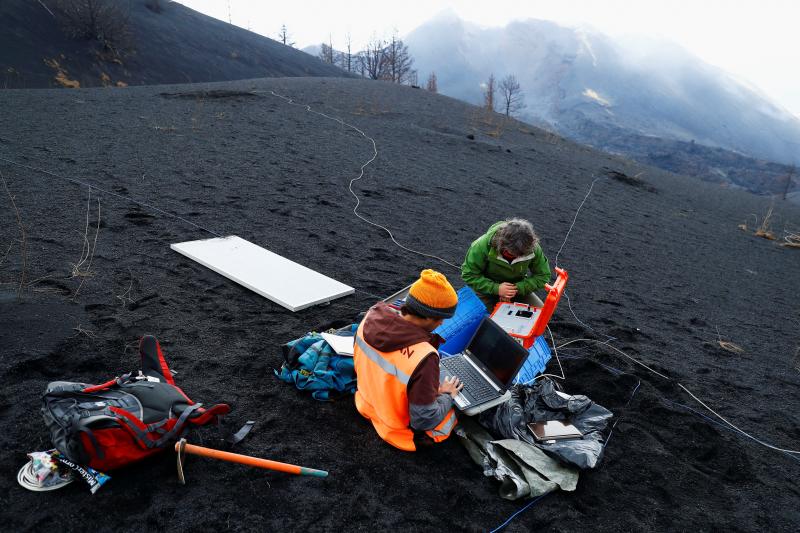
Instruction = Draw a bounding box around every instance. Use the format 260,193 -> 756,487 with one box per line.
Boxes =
479,378 -> 613,469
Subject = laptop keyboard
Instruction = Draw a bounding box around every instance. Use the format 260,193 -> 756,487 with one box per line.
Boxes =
441,356 -> 497,403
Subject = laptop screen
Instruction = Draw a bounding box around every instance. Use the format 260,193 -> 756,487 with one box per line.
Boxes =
467,318 -> 530,386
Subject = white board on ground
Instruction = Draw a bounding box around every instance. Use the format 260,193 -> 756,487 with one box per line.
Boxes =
170,236 -> 354,312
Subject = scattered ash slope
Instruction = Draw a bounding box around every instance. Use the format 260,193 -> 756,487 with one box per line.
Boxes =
0,77 -> 798,532
0,0 -> 346,89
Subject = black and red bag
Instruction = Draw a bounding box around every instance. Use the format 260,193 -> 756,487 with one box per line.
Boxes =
41,335 -> 230,471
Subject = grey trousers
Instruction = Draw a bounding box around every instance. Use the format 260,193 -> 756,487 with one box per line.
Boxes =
476,291 -> 544,313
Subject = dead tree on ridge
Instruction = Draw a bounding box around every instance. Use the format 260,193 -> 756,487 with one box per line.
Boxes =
483,73 -> 496,112
426,72 -> 438,93
342,33 -> 353,72
278,24 -> 295,47
318,35 -> 335,64
362,36 -> 387,80
499,74 -> 526,117
382,33 -> 414,84
53,0 -> 130,51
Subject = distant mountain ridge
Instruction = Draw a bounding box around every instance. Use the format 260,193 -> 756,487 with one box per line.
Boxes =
405,12 -> 800,169
0,0 -> 346,89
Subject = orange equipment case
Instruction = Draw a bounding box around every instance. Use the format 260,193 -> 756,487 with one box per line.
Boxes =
490,267 -> 569,348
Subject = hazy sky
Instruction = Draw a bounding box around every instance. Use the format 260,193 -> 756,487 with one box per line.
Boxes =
176,0 -> 800,118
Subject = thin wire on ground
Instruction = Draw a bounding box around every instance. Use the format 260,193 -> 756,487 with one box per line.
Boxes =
0,156 -> 223,238
265,90 -> 461,271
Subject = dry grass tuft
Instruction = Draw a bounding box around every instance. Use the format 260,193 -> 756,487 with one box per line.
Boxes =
71,189 -> 101,299
715,327 -> 744,355
781,229 -> 800,248
72,324 -> 96,339
717,340 -> 745,354
43,58 -> 80,88
753,205 -> 776,240
116,268 -> 137,307
1,170 -> 27,296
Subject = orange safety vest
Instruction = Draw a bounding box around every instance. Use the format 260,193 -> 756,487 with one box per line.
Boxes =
353,320 -> 457,452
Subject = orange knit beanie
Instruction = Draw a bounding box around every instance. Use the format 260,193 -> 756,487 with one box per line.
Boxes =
406,269 -> 458,319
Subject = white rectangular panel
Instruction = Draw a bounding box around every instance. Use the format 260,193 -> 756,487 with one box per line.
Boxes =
171,236 -> 354,312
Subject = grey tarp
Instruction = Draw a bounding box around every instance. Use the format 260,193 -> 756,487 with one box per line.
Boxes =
479,378 -> 614,469
456,416 -> 579,500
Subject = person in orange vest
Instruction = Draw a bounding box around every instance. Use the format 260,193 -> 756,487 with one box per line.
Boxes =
353,269 -> 464,451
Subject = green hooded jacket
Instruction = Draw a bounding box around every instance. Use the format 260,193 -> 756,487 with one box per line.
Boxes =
461,222 -> 551,296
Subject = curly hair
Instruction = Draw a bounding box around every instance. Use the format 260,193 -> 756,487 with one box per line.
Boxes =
490,218 -> 539,257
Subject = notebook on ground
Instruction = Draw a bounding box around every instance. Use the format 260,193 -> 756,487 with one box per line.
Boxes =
440,316 -> 530,416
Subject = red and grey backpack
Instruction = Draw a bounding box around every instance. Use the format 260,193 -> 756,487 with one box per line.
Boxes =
41,335 -> 231,471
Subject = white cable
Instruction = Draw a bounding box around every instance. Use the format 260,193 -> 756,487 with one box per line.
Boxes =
0,156 -> 223,237
534,326 -> 566,381
557,337 -> 800,456
554,175 -> 602,269
551,175 -> 616,341
17,462 -> 73,492
563,290 -> 614,340
678,384 -> 800,455
556,337 -> 670,380
267,90 -> 460,271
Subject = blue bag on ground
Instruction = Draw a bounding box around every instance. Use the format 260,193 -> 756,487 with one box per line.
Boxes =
275,325 -> 357,401
479,378 -> 613,469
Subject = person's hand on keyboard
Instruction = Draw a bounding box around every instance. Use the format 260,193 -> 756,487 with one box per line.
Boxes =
439,375 -> 464,398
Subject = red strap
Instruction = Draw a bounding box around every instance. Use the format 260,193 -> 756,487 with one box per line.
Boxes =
187,404 -> 230,425
109,406 -> 148,431
154,339 -> 176,386
81,378 -> 118,393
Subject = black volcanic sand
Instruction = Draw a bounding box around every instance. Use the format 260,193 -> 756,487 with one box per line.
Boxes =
0,1 -> 347,89
0,78 -> 799,532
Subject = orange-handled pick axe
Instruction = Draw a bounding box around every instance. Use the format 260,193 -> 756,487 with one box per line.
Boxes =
175,438 -> 328,484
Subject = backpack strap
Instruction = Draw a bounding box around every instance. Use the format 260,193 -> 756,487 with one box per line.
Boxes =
227,420 -> 255,445
152,404 -> 203,447
108,403 -> 203,448
187,403 -> 230,426
139,335 -> 175,385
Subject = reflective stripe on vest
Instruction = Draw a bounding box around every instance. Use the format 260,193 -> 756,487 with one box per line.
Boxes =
429,409 -> 457,438
354,335 -> 411,385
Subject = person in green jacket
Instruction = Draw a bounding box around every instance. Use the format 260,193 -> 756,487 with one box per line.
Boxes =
461,219 -> 551,312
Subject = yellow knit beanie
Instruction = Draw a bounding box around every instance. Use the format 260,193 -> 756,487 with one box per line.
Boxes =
406,269 -> 458,319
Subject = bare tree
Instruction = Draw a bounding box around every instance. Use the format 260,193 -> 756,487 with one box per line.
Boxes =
363,36 -> 386,80
343,32 -> 353,72
498,74 -> 526,117
278,24 -> 295,47
318,35 -> 335,64
426,72 -> 438,93
483,73 -> 496,112
53,0 -> 130,51
382,33 -> 414,84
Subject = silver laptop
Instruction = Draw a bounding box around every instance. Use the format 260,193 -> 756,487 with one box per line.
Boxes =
440,317 -> 530,416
